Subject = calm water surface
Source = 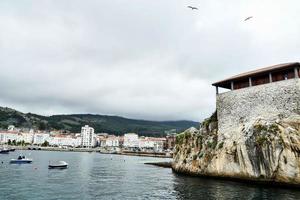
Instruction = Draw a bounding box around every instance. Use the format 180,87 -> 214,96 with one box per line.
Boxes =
0,150 -> 299,200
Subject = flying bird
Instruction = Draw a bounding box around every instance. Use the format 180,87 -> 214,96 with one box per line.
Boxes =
187,6 -> 198,10
244,16 -> 253,21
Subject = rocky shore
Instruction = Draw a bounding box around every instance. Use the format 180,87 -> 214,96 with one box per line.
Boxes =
121,150 -> 172,158
172,112 -> 300,186
144,161 -> 172,168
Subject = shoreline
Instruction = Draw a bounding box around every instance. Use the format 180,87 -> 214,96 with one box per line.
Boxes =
144,161 -> 172,168
172,168 -> 300,189
5,146 -> 172,158
120,150 -> 172,158
143,161 -> 300,189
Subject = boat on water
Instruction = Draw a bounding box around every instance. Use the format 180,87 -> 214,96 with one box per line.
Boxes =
10,155 -> 33,164
0,147 -> 10,154
48,161 -> 68,169
9,148 -> 15,152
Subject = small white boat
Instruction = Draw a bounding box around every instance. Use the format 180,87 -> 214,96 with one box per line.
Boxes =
48,161 -> 68,169
10,155 -> 33,164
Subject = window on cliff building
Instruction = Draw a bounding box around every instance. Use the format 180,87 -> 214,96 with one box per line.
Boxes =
273,69 -> 294,82
252,74 -> 269,86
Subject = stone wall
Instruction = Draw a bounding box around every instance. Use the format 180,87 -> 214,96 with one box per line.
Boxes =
217,78 -> 300,137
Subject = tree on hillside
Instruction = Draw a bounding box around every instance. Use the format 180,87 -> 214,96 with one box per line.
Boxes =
38,122 -> 47,130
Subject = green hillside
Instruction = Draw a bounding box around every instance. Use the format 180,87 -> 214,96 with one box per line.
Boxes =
0,107 -> 199,136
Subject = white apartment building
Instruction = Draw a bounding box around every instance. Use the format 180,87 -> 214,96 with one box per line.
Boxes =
22,133 -> 34,144
139,137 -> 166,152
0,131 -> 34,144
0,131 -> 20,144
152,138 -> 166,152
139,137 -> 154,149
0,126 -> 84,147
33,133 -> 50,145
48,135 -> 82,147
123,133 -> 139,148
81,125 -> 95,148
104,136 -> 119,147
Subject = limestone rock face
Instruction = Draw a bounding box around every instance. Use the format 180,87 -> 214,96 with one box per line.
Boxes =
172,114 -> 300,185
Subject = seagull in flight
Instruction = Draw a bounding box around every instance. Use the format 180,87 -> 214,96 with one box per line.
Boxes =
187,6 -> 198,10
244,16 -> 253,21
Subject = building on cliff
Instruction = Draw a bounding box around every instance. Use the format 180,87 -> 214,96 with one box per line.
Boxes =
212,62 -> 300,135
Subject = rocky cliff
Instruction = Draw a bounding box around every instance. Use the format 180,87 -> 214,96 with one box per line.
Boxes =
172,112 -> 300,185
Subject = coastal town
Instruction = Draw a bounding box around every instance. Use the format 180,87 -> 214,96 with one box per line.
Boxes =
1,0 -> 300,199
0,125 -> 176,157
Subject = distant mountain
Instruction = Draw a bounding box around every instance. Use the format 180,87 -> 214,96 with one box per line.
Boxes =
0,106 -> 199,136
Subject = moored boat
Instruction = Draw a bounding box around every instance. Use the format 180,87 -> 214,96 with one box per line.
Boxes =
0,147 -> 10,154
10,155 -> 33,164
48,161 -> 68,169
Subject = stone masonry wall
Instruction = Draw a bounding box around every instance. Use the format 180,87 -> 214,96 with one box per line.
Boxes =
217,78 -> 300,137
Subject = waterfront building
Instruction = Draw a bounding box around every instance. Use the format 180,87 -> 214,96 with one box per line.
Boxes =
81,125 -> 95,148
96,135 -> 105,147
138,137 -> 154,151
105,135 -> 119,147
138,137 -> 166,152
95,133 -> 109,147
22,133 -> 34,144
165,134 -> 176,150
118,136 -> 124,148
33,133 -> 50,145
123,133 -> 139,148
0,131 -> 21,144
151,137 -> 166,152
97,135 -> 120,147
212,62 -> 300,134
0,130 -> 35,144
49,135 -> 81,147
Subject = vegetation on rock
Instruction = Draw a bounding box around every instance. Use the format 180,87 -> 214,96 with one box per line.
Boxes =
173,111 -> 300,185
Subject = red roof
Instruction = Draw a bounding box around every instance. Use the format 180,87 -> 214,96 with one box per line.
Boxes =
0,131 -> 20,134
212,62 -> 300,87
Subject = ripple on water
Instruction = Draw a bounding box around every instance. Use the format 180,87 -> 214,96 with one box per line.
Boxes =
1,151 -> 300,200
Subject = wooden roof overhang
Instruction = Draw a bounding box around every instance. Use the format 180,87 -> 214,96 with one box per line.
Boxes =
212,62 -> 300,89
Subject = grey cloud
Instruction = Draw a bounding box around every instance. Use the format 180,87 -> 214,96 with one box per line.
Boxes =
0,0 -> 299,121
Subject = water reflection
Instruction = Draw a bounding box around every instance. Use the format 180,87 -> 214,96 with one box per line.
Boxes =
1,151 -> 300,200
173,174 -> 300,200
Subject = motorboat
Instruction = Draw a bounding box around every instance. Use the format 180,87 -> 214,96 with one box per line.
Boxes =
48,161 -> 68,169
10,155 -> 33,164
9,148 -> 16,152
0,147 -> 9,154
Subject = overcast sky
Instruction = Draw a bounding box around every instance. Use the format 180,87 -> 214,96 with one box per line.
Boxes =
0,0 -> 299,121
